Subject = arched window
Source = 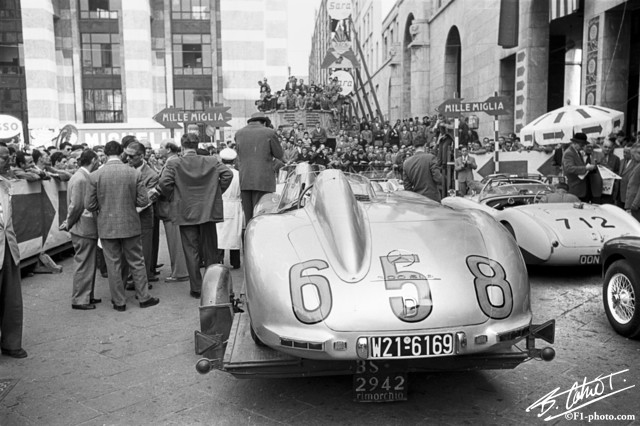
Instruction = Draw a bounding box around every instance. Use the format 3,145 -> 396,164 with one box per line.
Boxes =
444,26 -> 462,98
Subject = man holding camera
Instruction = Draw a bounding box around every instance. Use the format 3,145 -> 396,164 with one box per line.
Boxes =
454,146 -> 477,196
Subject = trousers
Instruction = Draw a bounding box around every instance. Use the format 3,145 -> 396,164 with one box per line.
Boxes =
0,239 -> 22,350
71,234 -> 97,305
180,222 -> 218,293
101,236 -> 151,306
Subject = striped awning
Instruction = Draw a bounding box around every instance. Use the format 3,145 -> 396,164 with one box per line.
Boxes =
549,0 -> 580,21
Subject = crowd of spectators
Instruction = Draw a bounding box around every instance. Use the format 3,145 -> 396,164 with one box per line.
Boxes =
256,75 -> 344,114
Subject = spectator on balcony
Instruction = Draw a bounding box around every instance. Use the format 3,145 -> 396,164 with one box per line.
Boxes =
310,123 -> 327,149
276,91 -> 286,110
285,89 -> 297,110
360,124 -> 373,146
399,125 -> 413,147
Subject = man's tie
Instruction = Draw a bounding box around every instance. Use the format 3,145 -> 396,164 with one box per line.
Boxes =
586,153 -> 591,164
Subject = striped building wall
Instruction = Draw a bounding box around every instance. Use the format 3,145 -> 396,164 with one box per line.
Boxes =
121,1 -> 155,123
54,1 -> 78,123
21,0 -> 60,128
220,0 -> 289,131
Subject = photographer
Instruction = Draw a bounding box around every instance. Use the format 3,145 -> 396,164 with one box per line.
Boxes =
454,146 -> 477,196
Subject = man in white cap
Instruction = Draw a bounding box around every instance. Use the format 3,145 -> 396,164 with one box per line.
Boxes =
234,112 -> 283,225
217,148 -> 243,269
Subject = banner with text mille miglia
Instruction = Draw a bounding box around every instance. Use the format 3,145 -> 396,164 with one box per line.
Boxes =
322,1 -> 359,69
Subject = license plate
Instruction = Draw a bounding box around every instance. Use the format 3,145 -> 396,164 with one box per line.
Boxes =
369,334 -> 455,358
579,254 -> 600,265
353,361 -> 407,402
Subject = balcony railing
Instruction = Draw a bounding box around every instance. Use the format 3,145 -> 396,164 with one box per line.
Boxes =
80,10 -> 118,20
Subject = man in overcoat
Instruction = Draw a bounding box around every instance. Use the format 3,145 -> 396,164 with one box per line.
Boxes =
234,112 -> 283,224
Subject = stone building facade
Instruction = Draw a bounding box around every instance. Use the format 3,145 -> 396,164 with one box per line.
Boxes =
319,0 -> 640,140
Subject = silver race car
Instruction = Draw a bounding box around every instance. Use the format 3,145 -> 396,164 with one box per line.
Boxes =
195,170 -> 555,401
443,175 -> 640,265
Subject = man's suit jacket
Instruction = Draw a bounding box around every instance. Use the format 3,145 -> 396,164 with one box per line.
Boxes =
66,168 -> 97,239
137,162 -> 159,229
157,152 -> 233,226
156,154 -> 179,221
562,146 -> 589,198
0,177 -> 20,269
403,152 -> 442,202
85,159 -> 149,239
454,155 -> 477,183
235,122 -> 284,192
625,164 -> 640,210
618,158 -> 638,203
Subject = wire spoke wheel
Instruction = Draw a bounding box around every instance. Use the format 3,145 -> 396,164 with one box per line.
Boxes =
607,273 -> 636,325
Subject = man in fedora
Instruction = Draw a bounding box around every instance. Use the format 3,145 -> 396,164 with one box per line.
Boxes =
234,112 -> 283,225
562,132 -> 597,201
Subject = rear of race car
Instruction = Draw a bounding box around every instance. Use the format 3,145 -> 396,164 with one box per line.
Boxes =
507,203 -> 640,265
242,171 -> 554,369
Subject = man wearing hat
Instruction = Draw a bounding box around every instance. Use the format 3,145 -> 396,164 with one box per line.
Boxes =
403,137 -> 442,202
562,132 -> 597,201
217,148 -> 243,269
234,112 -> 283,225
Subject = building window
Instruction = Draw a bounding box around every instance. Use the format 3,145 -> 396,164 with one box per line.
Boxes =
83,89 -> 123,123
0,32 -> 24,75
172,34 -> 212,75
0,88 -> 27,116
81,33 -> 120,75
79,0 -> 120,19
171,0 -> 210,20
0,0 -> 20,18
174,89 -> 213,112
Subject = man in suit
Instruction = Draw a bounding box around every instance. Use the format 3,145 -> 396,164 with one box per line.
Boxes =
234,112 -> 284,224
60,149 -> 101,310
617,145 -> 637,208
454,146 -> 477,196
154,133 -> 233,298
156,141 -> 189,283
0,146 -> 26,358
562,133 -> 596,201
124,141 -> 159,285
86,141 -> 159,311
599,140 -> 621,205
403,137 -> 442,202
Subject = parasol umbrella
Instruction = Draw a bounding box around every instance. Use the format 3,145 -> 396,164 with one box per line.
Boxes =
520,105 -> 624,146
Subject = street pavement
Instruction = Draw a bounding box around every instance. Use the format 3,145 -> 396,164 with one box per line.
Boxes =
1,234 -> 639,425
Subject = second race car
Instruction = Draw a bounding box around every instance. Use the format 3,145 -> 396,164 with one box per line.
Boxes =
442,175 -> 640,265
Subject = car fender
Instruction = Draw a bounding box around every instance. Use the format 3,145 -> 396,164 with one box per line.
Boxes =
496,209 -> 553,264
596,204 -> 640,238
441,196 -> 496,217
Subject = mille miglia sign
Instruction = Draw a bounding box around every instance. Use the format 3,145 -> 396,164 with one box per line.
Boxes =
153,106 -> 232,129
437,96 -> 510,117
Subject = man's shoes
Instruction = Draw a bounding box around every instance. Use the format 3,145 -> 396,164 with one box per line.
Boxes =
148,276 -> 159,283
165,276 -> 189,283
156,263 -> 164,268
1,348 -> 28,358
153,270 -> 160,276
125,283 -> 135,291
139,297 -> 160,308
148,283 -> 153,290
72,303 -> 96,310
190,291 -> 201,299
90,298 -> 102,304
112,303 -> 126,312
100,271 -> 108,278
